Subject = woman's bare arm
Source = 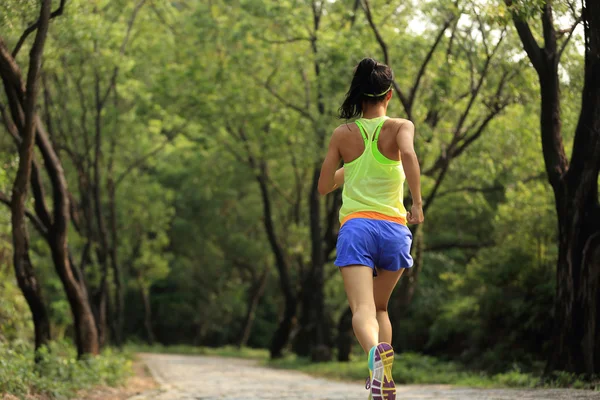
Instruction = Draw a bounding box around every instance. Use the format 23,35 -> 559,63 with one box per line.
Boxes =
396,120 -> 424,224
318,129 -> 343,195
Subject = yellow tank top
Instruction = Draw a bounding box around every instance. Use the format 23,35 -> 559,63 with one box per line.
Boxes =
339,116 -> 407,226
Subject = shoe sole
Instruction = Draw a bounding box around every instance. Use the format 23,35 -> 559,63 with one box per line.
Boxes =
370,343 -> 395,400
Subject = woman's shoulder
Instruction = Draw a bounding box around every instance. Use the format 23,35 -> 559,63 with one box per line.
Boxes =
385,117 -> 414,128
333,122 -> 360,136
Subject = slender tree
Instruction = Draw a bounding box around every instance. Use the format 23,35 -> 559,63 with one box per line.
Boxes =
1,0 -> 53,353
0,39 -> 100,358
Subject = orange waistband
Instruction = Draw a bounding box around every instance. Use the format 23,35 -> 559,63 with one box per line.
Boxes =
340,211 -> 407,227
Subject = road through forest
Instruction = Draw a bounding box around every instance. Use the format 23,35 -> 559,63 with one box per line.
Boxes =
131,353 -> 600,400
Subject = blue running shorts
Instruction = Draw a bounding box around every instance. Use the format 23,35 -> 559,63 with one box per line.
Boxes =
334,218 -> 413,276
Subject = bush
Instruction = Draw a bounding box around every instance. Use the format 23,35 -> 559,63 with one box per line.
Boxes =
0,267 -> 33,344
419,182 -> 557,373
0,340 -> 132,399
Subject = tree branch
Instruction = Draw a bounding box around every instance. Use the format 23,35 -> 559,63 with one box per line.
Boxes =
505,0 -> 543,72
541,1 -> 557,55
349,0 -> 361,27
149,2 -> 180,37
558,16 -> 582,61
114,126 -> 183,189
423,162 -> 450,215
0,192 -> 48,238
258,36 -> 312,44
12,0 -> 66,57
362,0 -> 410,114
0,102 -> 20,142
361,0 -> 389,66
425,30 -> 508,178
99,0 -> 147,108
408,17 -> 454,110
436,172 -> 545,199
260,74 -> 315,122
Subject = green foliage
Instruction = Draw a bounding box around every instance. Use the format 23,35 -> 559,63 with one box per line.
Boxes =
419,181 -> 557,371
0,340 -> 132,399
0,0 -> 592,388
0,266 -> 33,344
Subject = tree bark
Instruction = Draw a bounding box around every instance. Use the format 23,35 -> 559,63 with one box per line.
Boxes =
292,4 -> 333,361
337,307 -> 353,362
88,67 -> 111,348
256,169 -> 298,358
44,158 -> 99,356
390,226 -> 423,346
293,167 -> 327,358
238,267 -> 268,348
7,0 -> 52,357
91,277 -> 108,347
140,282 -> 155,345
269,296 -> 297,358
291,163 -> 335,361
108,174 -> 123,346
11,226 -> 51,355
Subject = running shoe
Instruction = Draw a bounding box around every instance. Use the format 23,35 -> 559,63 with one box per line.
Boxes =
367,343 -> 396,400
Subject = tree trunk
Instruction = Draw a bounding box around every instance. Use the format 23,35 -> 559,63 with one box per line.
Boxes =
48,231 -> 99,356
7,0 -> 52,357
12,251 -> 51,353
238,268 -> 268,348
91,278 -> 108,347
293,286 -> 315,357
251,164 -> 298,358
269,296 -> 297,359
33,114 -> 99,357
391,226 -> 423,346
546,1 -> 600,374
92,70 -> 111,347
140,281 -> 155,345
337,307 -> 353,362
293,167 -> 332,361
108,173 -> 123,346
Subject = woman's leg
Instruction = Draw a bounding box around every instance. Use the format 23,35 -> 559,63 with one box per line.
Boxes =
340,266 -> 378,354
373,268 -> 404,344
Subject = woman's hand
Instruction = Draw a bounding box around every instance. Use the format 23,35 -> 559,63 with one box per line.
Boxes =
407,204 -> 424,225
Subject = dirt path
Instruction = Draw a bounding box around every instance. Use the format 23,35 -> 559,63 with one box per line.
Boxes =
131,353 -> 599,400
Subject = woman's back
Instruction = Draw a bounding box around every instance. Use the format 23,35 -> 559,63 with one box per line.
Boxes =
336,117 -> 410,225
337,117 -> 405,164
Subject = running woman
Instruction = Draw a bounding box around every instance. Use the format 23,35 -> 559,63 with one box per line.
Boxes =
318,58 -> 424,400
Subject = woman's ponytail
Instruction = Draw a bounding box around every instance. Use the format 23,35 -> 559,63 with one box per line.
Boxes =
338,58 -> 393,120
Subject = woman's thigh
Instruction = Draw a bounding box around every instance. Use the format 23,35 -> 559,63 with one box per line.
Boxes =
340,265 -> 375,312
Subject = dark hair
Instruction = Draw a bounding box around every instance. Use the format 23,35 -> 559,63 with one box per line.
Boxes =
338,58 -> 394,120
